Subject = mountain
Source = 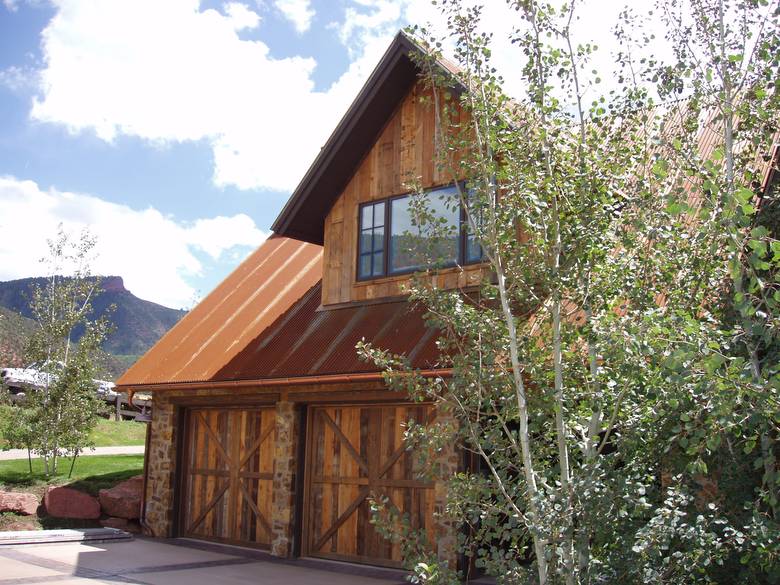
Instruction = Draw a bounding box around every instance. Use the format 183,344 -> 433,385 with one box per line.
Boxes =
0,276 -> 186,360
0,305 -> 35,368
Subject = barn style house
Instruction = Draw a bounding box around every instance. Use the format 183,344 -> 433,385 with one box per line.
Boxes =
116,31 -> 479,569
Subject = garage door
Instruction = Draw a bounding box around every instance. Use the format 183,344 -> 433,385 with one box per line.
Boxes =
180,407 -> 275,548
304,404 -> 435,567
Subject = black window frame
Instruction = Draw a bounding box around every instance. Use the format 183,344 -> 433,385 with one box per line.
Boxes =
357,200 -> 386,279
356,183 -> 484,281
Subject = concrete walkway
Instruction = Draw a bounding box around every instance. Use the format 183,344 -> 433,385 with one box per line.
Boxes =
0,446 -> 145,461
0,536 -> 407,584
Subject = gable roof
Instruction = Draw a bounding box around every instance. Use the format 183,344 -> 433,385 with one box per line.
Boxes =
271,31 -> 463,245
115,235 -> 322,386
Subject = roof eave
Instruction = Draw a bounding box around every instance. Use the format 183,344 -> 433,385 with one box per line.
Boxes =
116,368 -> 452,393
272,31 -> 460,245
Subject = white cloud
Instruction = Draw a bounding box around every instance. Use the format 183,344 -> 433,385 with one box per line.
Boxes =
3,0 -> 47,12
223,1 -> 261,30
0,65 -> 38,92
339,0 -> 669,103
274,0 -> 314,33
27,0 -> 667,195
337,0 -> 401,57
30,0 -> 351,192
0,176 -> 267,308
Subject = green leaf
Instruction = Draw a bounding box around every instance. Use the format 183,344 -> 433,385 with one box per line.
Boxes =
653,159 -> 669,179
734,187 -> 754,204
667,202 -> 684,215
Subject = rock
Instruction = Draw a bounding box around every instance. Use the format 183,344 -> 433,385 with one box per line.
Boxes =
2,519 -> 38,531
100,516 -> 141,534
100,516 -> 128,530
44,486 -> 101,519
98,475 -> 143,520
0,491 -> 38,516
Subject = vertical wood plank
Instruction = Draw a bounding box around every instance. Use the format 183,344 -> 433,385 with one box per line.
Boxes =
182,407 -> 275,548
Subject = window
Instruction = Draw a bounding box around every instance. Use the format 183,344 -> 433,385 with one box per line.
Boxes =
357,184 -> 483,280
358,201 -> 385,278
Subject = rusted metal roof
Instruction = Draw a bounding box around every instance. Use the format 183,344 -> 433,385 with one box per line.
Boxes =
115,235 -> 322,386
213,282 -> 442,381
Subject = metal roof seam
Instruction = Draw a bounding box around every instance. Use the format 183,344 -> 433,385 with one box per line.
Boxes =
162,238 -> 296,379
168,241 -> 320,381
306,303 -> 370,374
116,236 -> 322,386
118,237 -> 292,384
240,282 -> 323,361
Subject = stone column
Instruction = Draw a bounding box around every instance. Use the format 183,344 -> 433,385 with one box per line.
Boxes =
433,407 -> 459,570
271,401 -> 298,557
144,392 -> 177,537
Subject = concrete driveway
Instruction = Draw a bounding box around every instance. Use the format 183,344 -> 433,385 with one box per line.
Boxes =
0,536 -> 408,585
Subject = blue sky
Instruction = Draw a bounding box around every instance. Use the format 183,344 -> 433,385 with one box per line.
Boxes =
0,0 -> 631,308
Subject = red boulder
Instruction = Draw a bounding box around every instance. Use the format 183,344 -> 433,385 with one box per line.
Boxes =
98,475 -> 143,520
0,491 -> 39,516
44,486 -> 100,519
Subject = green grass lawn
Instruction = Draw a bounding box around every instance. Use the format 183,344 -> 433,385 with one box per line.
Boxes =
0,406 -> 146,448
89,419 -> 147,446
0,454 -> 144,496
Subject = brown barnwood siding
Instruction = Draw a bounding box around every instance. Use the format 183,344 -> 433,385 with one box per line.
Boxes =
303,403 -> 435,567
181,407 -> 276,548
322,81 -> 484,306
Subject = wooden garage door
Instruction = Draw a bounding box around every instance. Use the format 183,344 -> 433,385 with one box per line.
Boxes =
181,407 -> 275,548
304,404 -> 435,567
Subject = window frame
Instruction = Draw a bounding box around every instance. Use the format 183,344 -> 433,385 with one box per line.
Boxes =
356,200 -> 386,279
355,183 -> 483,282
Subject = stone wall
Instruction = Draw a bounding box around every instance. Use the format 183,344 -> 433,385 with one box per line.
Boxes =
433,408 -> 459,570
143,391 -> 176,537
270,401 -> 297,557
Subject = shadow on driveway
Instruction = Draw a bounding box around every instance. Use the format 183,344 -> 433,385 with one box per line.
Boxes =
0,535 -> 408,584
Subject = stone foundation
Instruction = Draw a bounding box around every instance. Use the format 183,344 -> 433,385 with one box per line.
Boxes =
433,408 -> 459,569
270,401 -> 297,557
143,391 -> 176,537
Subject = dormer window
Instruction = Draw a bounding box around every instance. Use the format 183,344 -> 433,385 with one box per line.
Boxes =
357,184 -> 483,280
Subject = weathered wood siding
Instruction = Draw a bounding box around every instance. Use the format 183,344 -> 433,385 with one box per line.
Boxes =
322,82 -> 484,306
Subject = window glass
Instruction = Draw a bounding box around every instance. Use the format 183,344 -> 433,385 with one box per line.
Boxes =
389,186 -> 459,274
465,231 -> 483,263
463,190 -> 484,264
358,201 -> 386,279
361,205 -> 372,229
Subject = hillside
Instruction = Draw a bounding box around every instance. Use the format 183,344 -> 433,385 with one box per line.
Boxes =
0,276 -> 186,373
0,306 -> 134,379
0,305 -> 35,367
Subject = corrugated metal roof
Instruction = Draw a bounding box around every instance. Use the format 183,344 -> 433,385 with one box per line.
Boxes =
116,235 -> 322,386
213,282 -> 443,381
